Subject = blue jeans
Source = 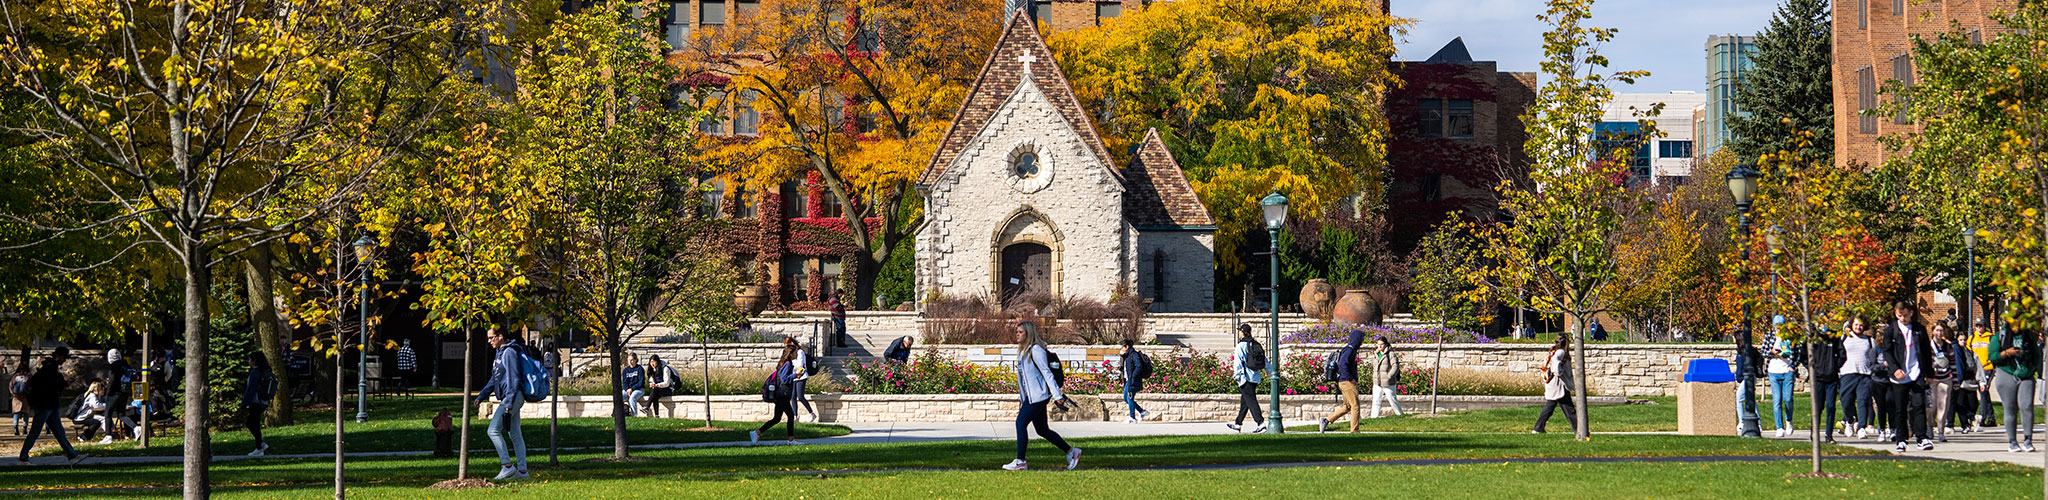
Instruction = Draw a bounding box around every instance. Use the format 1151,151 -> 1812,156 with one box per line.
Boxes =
1813,378 -> 1840,439
1839,374 -> 1870,429
487,398 -> 527,470
1123,380 -> 1145,419
1769,372 -> 1796,429
621,389 -> 645,416
1014,400 -> 1071,461
17,409 -> 76,460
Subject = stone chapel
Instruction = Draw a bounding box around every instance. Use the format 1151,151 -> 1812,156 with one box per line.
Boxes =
915,12 -> 1216,313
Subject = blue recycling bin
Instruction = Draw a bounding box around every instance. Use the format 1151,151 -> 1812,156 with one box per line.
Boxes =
1683,358 -> 1736,383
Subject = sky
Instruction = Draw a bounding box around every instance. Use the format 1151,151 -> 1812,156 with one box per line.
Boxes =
1391,0 -> 1785,95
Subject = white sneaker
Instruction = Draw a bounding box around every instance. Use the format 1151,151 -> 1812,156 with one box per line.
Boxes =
1317,418 -> 1328,433
748,430 -> 759,443
492,466 -> 518,480
1918,440 -> 1934,451
247,445 -> 266,457
1066,447 -> 1083,470
2010,443 -> 2023,453
97,436 -> 113,445
132,426 -> 143,439
1894,442 -> 1907,453
1001,459 -> 1028,471
1138,410 -> 1152,421
512,469 -> 529,479
1226,423 -> 1241,432
1123,417 -> 1137,424
2025,442 -> 2038,453
1251,423 -> 1267,434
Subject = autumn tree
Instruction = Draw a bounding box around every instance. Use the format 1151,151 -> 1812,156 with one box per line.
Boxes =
679,0 -> 1001,309
1466,0 -> 1649,441
1052,0 -> 1405,295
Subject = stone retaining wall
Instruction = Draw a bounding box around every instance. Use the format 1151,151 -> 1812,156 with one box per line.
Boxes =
624,312 -> 1427,345
481,393 -> 1627,423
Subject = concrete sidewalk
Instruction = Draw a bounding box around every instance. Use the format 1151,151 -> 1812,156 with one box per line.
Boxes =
1768,424 -> 2048,468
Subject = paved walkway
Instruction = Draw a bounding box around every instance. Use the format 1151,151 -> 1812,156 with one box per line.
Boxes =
1766,424 -> 2048,468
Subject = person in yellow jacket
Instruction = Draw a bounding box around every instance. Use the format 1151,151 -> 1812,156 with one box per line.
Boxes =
1968,321 -> 1996,431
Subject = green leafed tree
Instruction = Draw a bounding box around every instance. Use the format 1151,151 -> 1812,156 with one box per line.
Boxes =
1725,0 -> 1834,166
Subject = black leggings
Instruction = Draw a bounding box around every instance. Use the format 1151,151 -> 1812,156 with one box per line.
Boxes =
755,398 -> 795,439
1014,400 -> 1071,461
245,406 -> 265,447
1234,382 -> 1265,425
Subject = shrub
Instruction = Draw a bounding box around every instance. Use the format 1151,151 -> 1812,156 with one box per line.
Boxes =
921,292 -> 1145,345
845,351 -> 1016,394
649,326 -> 790,344
1283,324 -> 1495,345
560,365 -> 823,396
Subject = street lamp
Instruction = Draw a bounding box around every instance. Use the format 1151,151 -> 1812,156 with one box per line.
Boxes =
1724,164 -> 1762,439
1259,191 -> 1288,435
353,233 -> 376,423
1964,227 -> 1976,332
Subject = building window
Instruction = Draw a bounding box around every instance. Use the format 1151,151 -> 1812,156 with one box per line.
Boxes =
734,0 -> 758,21
781,257 -> 808,303
782,181 -> 807,219
703,179 -> 726,218
1416,99 -> 1473,138
1891,54 -> 1914,125
665,1 -> 690,51
697,89 -> 726,134
700,0 -> 726,26
820,256 -> 843,300
737,187 -> 758,218
1970,30 -> 1982,44
1858,0 -> 1867,29
1033,1 -> 1052,24
1891,0 -> 1902,14
1594,121 -> 1651,175
819,189 -> 844,218
1857,67 -> 1877,134
733,90 -> 759,135
1420,173 -> 1442,203
1013,151 -> 1040,178
1658,140 -> 1693,158
1149,249 -> 1167,303
1096,2 -> 1121,24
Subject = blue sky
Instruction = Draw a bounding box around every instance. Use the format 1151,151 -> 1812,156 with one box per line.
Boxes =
1392,0 -> 1785,94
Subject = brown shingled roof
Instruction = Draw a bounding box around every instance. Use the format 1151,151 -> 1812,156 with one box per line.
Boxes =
917,10 -> 1119,186
1123,128 -> 1215,228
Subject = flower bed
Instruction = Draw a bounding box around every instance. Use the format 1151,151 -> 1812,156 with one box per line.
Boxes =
841,349 -> 1533,397
1282,324 -> 1495,345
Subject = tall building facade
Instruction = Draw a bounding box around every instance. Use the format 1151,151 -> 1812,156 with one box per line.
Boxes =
1383,38 -> 1537,252
1700,34 -> 1755,159
1833,0 -> 2016,169
1599,92 -> 1708,186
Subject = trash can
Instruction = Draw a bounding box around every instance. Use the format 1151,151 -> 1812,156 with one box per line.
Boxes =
1679,359 -> 1738,436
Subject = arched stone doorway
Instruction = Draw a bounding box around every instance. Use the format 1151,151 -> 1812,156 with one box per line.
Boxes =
991,208 -> 1064,308
1000,243 -> 1052,307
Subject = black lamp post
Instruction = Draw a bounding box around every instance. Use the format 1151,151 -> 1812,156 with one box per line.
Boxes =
1725,164 -> 1763,439
1964,227 -> 1976,331
1260,191 -> 1288,434
353,234 -> 376,423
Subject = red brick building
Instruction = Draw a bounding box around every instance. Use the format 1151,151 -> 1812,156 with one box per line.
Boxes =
1833,0 -> 2016,169
1383,38 -> 1536,251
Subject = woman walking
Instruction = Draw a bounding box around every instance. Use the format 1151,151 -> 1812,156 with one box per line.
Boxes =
1869,325 -> 1894,441
1370,337 -> 1405,419
475,328 -> 530,481
1928,324 -> 1960,442
1840,317 -> 1878,439
1228,324 -> 1266,433
1533,335 -> 1576,434
788,339 -> 818,423
1002,320 -> 1079,471
1317,330 -> 1364,433
750,343 -> 802,444
241,352 -> 276,456
1765,336 -> 1799,437
1988,325 -> 2040,452
646,355 -> 678,418
1120,340 -> 1151,423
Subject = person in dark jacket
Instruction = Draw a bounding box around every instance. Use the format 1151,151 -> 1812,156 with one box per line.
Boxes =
474,328 -> 529,480
1809,330 -> 1847,444
241,352 -> 275,456
1317,330 -> 1365,433
883,336 -> 914,364
1119,340 -> 1150,423
1989,325 -> 2041,452
620,352 -> 646,417
1880,302 -> 1936,452
750,343 -> 802,444
15,349 -> 85,465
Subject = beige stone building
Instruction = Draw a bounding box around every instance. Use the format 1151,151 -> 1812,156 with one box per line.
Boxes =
916,13 -> 1216,312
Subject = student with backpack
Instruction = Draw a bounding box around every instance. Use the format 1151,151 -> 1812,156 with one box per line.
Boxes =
475,328 -> 533,481
1928,324 -> 1960,442
1003,320 -> 1079,471
750,343 -> 802,444
240,352 -> 277,455
16,349 -> 85,465
1229,324 -> 1267,433
1316,330 -> 1364,433
645,356 -> 679,418
789,339 -> 819,423
1119,339 -> 1152,423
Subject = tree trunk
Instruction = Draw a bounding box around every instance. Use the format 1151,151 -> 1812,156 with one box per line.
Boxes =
1571,312 -> 1590,441
181,247 -> 212,499
244,245 -> 292,425
458,326 -> 473,480
855,251 -> 883,310
609,331 -> 629,458
1809,338 -> 1823,474
334,332 -> 346,500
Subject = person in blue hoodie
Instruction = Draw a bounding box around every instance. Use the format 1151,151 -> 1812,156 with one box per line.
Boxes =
1317,330 -> 1365,433
475,327 -> 529,481
620,352 -> 646,417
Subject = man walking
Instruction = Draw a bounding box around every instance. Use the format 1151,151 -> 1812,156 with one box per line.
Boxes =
1317,330 -> 1364,433
16,348 -> 86,465
395,339 -> 417,393
1882,302 -> 1935,452
1228,324 -> 1267,433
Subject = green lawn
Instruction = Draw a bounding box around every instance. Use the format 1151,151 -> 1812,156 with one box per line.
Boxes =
36,397 -> 848,458
0,433 -> 1886,493
73,459 -> 2028,499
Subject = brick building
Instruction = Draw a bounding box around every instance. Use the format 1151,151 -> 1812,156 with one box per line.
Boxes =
1383,38 -> 1536,251
1833,0 -> 2016,169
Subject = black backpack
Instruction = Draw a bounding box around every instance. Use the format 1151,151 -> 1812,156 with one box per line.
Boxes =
1133,351 -> 1153,381
1045,351 -> 1066,387
1242,339 -> 1267,372
805,350 -> 821,376
257,370 -> 279,401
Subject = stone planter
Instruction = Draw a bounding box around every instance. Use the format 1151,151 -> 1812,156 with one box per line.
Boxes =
1332,290 -> 1382,326
734,285 -> 770,316
1299,279 -> 1336,320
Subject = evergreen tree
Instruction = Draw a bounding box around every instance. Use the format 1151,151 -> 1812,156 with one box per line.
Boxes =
1726,0 -> 1834,165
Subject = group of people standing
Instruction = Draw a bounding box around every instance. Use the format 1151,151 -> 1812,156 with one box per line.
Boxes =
1789,301 -> 2041,454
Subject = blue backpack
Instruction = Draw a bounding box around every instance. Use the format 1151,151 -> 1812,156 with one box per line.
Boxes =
517,346 -> 550,403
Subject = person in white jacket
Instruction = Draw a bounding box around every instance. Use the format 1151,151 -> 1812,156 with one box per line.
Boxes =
1003,320 -> 1081,471
1229,324 -> 1266,433
1533,335 -> 1577,434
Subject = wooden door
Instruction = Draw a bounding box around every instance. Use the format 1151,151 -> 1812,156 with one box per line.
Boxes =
1000,243 -> 1052,307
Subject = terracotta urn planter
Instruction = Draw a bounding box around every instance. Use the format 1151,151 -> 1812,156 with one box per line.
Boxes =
1331,290 -> 1383,326
1298,279 -> 1337,320
734,285 -> 770,316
